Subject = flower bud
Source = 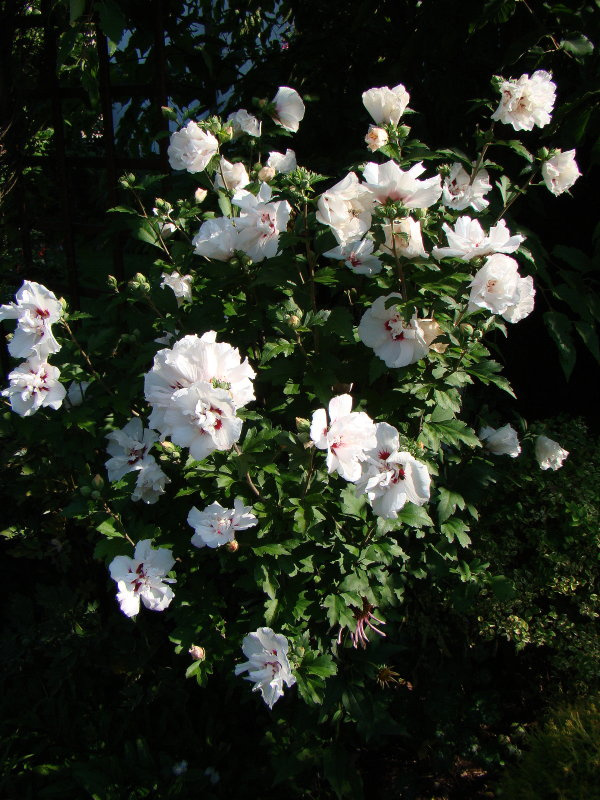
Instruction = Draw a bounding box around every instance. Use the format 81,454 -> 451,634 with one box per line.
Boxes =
91,474 -> 104,490
119,172 -> 136,189
90,490 -> 101,500
257,165 -> 276,182
80,486 -> 91,497
161,105 -> 177,121
365,125 -> 388,152
128,273 -> 151,295
295,417 -> 310,432
396,125 -> 410,139
460,323 -> 474,336
194,188 -> 208,204
107,274 -> 119,292
287,313 -> 301,328
226,540 -> 239,553
189,645 -> 206,661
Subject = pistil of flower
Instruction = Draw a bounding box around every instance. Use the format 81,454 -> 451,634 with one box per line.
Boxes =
384,317 -> 405,341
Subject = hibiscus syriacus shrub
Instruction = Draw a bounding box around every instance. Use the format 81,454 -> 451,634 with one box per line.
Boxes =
1,77 -> 579,732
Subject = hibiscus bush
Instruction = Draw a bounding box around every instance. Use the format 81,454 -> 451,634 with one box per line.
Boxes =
0,70 -> 584,794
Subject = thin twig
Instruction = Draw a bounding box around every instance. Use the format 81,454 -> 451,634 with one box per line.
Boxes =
62,319 -> 114,395
233,443 -> 264,499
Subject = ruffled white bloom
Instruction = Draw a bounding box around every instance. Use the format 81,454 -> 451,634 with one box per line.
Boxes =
365,125 -> 389,152
105,417 -> 158,483
362,161 -> 442,208
359,295 -> 439,368
266,149 -> 297,174
214,157 -> 250,192
234,627 -> 296,709
535,435 -> 569,470
479,424 -> 521,457
2,357 -> 66,416
65,380 -> 90,407
227,109 -> 261,138
167,121 -> 218,173
310,394 -> 377,482
433,217 -> 524,261
468,254 -> 535,323
542,149 -> 581,196
163,382 -> 242,461
356,422 -> 430,518
0,280 -> 62,359
492,70 -> 556,131
131,458 -> 170,504
381,217 -> 428,259
144,331 -> 255,435
271,87 -> 305,132
232,182 -> 291,261
187,498 -> 257,548
152,207 -> 177,238
108,539 -> 176,618
442,163 -> 492,212
160,271 -> 193,306
322,238 -> 383,276
362,84 -> 410,125
192,217 -> 239,262
316,172 -> 374,246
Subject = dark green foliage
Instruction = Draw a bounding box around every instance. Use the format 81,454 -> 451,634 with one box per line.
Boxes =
498,694 -> 600,800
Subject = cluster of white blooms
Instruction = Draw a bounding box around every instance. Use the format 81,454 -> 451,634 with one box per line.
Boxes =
433,217 -> 524,262
144,331 -> 255,461
0,281 -> 66,416
535,435 -> 569,470
234,627 -> 296,709
362,83 -> 410,126
468,253 -> 535,323
271,86 -> 305,132
266,148 -> 297,174
358,295 -> 444,368
309,396 -> 431,519
109,539 -> 176,617
160,271 -> 193,306
442,163 -> 492,212
355,422 -> 430,518
492,70 -> 556,131
167,121 -> 218,173
105,417 -> 170,504
479,423 -> 521,457
187,498 -> 257,549
542,149 -> 581,196
214,157 -> 250,192
192,183 -> 291,263
226,108 -> 261,138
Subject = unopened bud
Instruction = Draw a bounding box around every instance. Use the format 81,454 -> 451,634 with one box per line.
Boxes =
460,323 -> 474,335
128,273 -> 151,295
107,275 -> 119,292
287,313 -> 301,328
119,172 -> 136,188
295,417 -> 310,432
258,165 -> 276,182
60,297 -> 68,313
226,540 -> 239,553
160,440 -> 176,451
90,490 -> 101,500
396,125 -> 410,139
80,486 -> 91,497
161,105 -> 177,121
194,188 -> 207,204
365,125 -> 388,152
257,97 -> 267,108
189,645 -> 206,661
91,474 -> 104,490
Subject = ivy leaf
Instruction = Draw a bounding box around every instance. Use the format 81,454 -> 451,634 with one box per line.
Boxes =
437,487 -> 466,523
323,594 -> 356,628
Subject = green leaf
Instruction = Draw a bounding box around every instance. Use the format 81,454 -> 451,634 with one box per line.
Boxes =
322,744 -> 363,799
97,0 -> 127,44
560,33 -> 594,57
489,574 -> 517,601
441,518 -> 471,547
301,651 -> 337,679
323,594 -> 356,628
396,503 -> 433,528
496,139 -> 533,162
437,487 -> 465,523
574,320 -> 600,364
421,419 -> 480,450
95,518 -> 124,539
70,0 -> 86,23
544,311 -> 577,380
